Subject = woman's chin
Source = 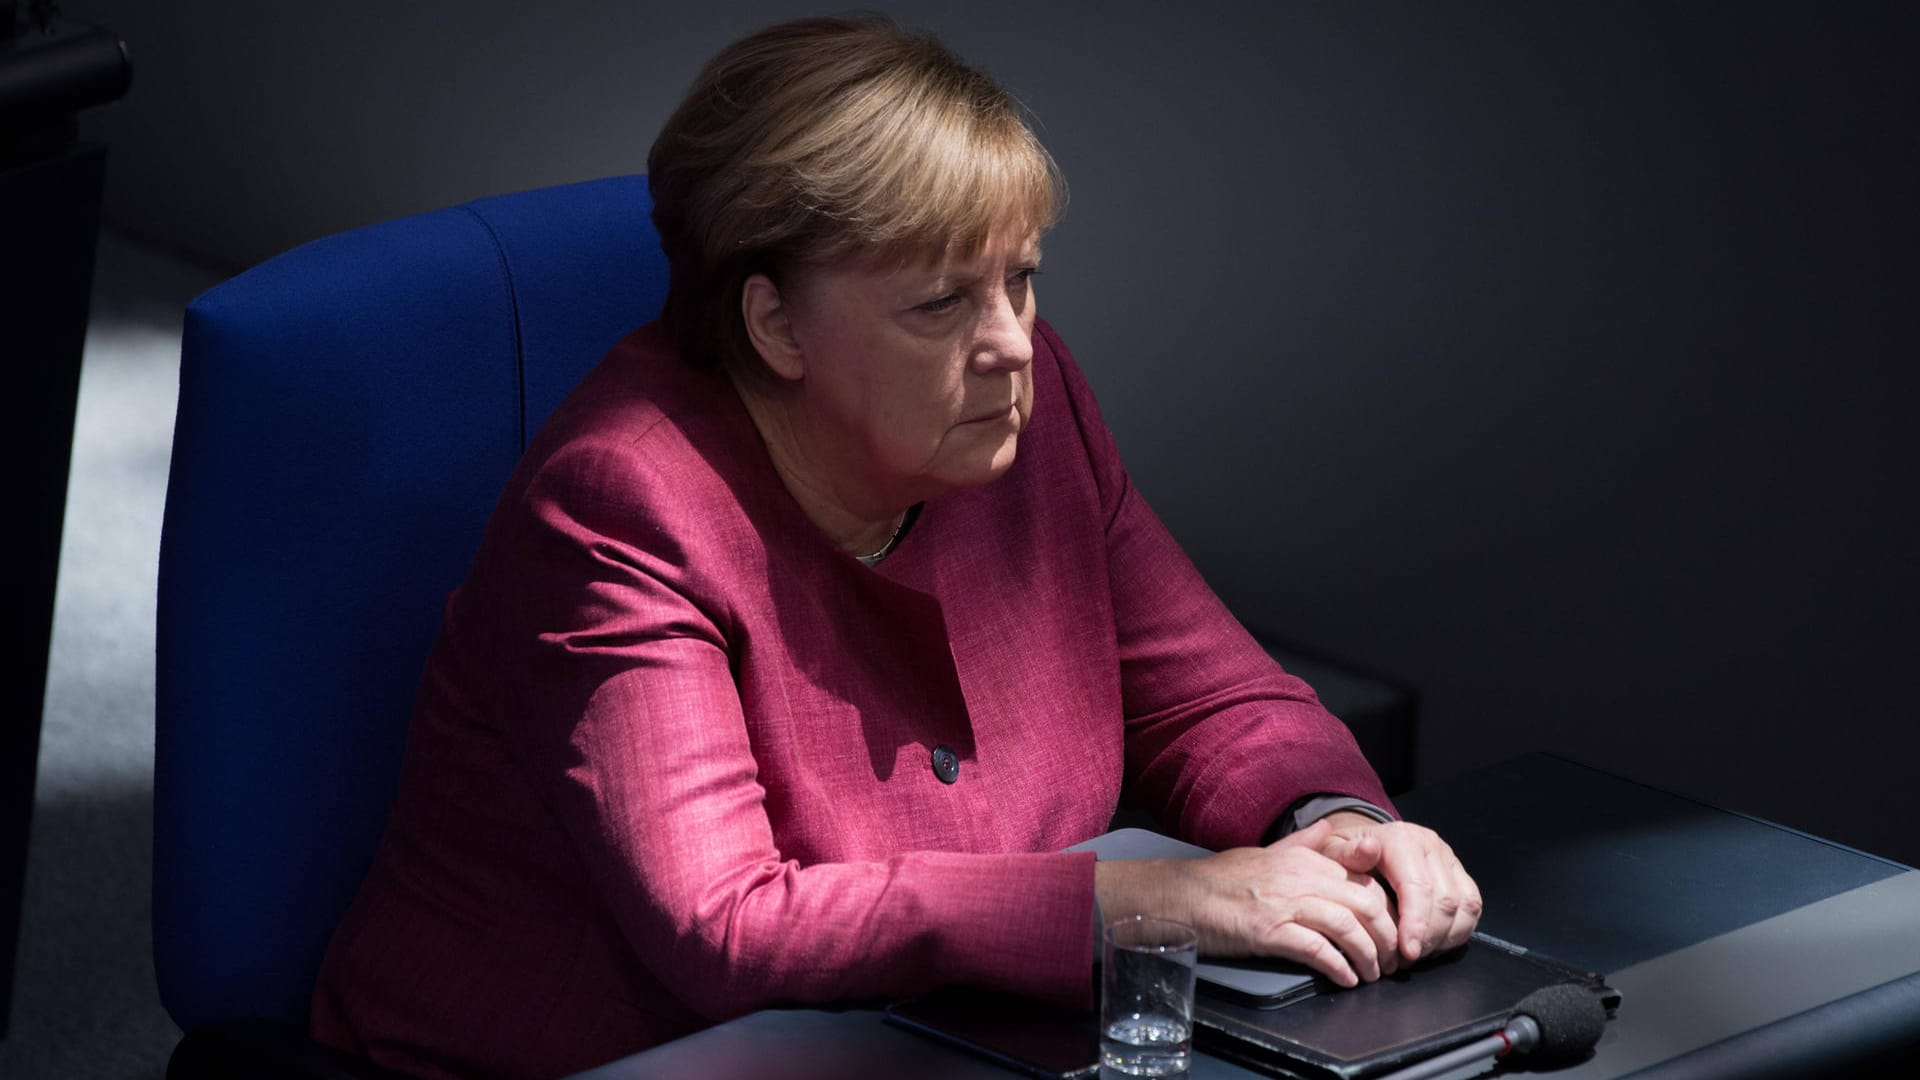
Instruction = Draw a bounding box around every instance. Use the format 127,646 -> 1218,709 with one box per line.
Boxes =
926,432 -> 1022,493
971,434 -> 1024,487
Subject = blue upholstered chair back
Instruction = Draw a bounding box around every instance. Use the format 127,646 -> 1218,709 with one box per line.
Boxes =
154,176 -> 668,1033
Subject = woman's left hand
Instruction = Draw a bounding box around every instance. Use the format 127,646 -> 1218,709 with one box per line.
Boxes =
1313,811 -> 1483,964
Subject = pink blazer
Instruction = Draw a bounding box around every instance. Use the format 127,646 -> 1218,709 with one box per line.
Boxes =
310,320 -> 1393,1078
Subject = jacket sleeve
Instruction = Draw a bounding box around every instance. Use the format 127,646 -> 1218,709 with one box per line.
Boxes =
1037,322 -> 1396,852
482,428 -> 1096,1023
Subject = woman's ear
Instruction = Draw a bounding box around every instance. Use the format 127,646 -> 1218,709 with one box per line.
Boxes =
741,273 -> 807,382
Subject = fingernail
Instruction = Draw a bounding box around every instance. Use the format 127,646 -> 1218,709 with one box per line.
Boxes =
1406,940 -> 1421,960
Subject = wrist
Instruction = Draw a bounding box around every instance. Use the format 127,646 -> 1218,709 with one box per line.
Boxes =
1094,858 -> 1189,926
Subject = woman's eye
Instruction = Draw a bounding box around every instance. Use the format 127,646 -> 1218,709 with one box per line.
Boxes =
917,293 -> 962,314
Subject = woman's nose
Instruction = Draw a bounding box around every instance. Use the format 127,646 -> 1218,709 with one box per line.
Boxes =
972,290 -> 1034,374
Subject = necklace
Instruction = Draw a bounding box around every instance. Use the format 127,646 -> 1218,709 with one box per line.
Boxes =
855,512 -> 909,566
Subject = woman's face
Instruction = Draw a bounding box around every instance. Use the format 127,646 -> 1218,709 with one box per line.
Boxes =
776,230 -> 1042,506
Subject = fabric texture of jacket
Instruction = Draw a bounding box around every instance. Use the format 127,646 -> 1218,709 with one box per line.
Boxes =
310,319 -> 1393,1078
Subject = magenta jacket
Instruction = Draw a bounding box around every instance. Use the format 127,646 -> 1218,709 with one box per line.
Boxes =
310,319 -> 1392,1078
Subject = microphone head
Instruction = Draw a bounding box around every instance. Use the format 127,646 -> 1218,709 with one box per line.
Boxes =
1514,982 -> 1608,1063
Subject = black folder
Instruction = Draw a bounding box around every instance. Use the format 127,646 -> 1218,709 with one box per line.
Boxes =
1191,934 -> 1618,1079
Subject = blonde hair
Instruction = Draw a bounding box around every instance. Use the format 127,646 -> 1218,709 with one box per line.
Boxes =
647,14 -> 1066,372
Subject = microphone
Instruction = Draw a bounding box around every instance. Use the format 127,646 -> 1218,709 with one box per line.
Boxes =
1377,982 -> 1609,1080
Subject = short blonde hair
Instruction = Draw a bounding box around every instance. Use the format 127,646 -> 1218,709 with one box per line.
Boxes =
647,14 -> 1066,372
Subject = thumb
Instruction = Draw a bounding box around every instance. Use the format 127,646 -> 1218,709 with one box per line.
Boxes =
1272,817 -> 1335,850
1323,830 -> 1384,874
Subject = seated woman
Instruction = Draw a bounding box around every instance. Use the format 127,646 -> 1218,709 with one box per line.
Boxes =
311,14 -> 1480,1079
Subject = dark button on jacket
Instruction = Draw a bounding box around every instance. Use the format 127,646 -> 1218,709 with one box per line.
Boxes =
931,745 -> 960,784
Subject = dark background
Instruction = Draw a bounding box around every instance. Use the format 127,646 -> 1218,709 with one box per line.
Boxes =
70,2 -> 1919,866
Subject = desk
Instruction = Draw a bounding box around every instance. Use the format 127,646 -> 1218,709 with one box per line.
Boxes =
576,755 -> 1920,1078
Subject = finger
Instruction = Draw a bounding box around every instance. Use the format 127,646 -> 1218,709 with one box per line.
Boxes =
1270,817 -> 1334,850
1294,895 -> 1388,983
1441,858 -> 1483,953
1321,831 -> 1384,876
1377,846 -> 1434,963
1420,848 -> 1463,957
1446,892 -> 1481,952
1348,871 -> 1400,975
1423,840 -> 1483,956
1261,922 -> 1360,988
1258,904 -> 1379,988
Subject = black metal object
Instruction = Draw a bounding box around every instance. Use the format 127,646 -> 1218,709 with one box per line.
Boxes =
0,20 -> 129,128
0,4 -> 129,1040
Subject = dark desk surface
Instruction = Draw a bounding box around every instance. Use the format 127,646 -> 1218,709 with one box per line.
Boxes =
576,754 -> 1920,1079
1392,755 -> 1906,976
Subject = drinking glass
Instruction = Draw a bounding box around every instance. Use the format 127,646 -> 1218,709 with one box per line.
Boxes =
1101,915 -> 1198,1076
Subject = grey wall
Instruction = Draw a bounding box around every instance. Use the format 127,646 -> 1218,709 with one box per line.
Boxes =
74,2 -> 1919,865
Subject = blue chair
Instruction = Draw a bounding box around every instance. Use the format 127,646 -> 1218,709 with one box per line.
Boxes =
153,175 -> 669,1076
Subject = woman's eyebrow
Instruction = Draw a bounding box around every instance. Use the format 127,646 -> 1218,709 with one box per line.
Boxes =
957,246 -> 1047,281
906,245 -> 1043,295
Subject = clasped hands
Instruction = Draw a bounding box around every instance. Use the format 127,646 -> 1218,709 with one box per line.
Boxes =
1097,812 -> 1482,989
1193,812 -> 1482,987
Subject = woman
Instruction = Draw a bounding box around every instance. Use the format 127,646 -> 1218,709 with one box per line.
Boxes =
311,15 -> 1480,1078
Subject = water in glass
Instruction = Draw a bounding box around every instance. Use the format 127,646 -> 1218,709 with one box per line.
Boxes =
1101,1013 -> 1192,1076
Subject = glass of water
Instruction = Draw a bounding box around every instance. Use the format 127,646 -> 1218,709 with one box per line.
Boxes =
1101,915 -> 1199,1076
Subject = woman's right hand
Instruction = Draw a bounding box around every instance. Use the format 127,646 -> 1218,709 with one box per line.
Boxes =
1094,819 -> 1400,987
